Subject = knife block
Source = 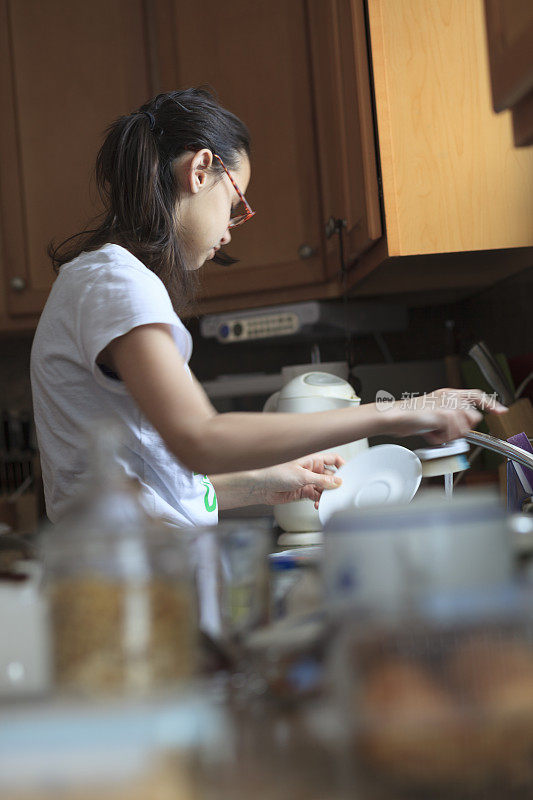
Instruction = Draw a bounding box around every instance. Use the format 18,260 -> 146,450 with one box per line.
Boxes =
486,397 -> 533,440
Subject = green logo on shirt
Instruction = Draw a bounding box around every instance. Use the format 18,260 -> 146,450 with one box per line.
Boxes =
194,473 -> 217,513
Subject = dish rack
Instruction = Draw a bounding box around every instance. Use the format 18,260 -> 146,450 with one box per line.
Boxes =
0,411 -> 42,532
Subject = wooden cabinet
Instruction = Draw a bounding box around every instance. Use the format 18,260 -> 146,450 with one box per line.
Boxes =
0,0 -> 153,328
153,0 -> 533,312
345,0 -> 533,300
307,0 -> 382,274
484,0 -> 533,146
150,0 -> 380,313
368,0 -> 533,255
0,0 -> 532,328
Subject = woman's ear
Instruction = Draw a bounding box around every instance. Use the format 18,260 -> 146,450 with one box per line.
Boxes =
189,149 -> 213,194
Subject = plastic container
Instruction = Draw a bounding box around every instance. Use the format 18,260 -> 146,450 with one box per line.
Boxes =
323,487 -> 513,613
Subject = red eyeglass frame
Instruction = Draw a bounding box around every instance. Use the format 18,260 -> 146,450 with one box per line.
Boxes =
212,153 -> 255,228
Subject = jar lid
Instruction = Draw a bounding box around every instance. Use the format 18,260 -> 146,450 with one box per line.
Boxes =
325,487 -> 505,534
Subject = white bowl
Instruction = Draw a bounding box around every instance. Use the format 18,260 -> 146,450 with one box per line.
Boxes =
318,444 -> 422,525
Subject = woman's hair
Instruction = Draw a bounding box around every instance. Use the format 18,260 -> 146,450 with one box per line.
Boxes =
48,87 -> 251,312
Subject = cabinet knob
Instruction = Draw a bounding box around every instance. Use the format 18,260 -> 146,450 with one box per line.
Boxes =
10,277 -> 26,292
298,244 -> 316,259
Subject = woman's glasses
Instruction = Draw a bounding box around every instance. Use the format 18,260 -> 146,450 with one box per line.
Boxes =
213,153 -> 255,228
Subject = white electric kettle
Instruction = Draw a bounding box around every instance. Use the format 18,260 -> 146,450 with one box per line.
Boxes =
264,372 -> 368,532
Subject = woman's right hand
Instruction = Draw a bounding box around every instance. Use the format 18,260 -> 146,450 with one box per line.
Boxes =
385,388 -> 508,444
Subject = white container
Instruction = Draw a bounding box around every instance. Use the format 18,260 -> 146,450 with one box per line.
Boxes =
322,488 -> 513,612
265,372 -> 369,533
0,562 -> 51,698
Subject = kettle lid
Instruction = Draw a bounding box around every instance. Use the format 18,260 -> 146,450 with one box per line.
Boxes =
278,371 -> 358,401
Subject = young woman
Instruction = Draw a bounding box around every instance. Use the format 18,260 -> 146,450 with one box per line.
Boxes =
30,88 -> 505,527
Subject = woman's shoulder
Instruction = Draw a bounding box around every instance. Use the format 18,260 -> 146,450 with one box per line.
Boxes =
61,243 -> 147,274
59,243 -> 168,291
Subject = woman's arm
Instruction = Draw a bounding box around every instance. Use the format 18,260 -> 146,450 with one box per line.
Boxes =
106,323 -> 505,475
210,452 -> 345,510
208,471 -> 259,509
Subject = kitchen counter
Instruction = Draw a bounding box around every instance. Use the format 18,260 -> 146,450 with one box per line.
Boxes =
5,500 -> 533,798
0,681 -> 346,800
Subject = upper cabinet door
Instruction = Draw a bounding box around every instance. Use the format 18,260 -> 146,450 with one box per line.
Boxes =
151,0 -> 335,302
484,0 -> 533,110
484,0 -> 533,145
367,0 -> 533,256
0,0 -> 152,318
307,0 -> 382,277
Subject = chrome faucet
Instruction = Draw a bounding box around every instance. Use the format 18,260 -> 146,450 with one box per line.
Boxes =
464,431 -> 533,473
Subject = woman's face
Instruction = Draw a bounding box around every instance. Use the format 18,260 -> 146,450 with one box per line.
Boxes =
176,149 -> 251,270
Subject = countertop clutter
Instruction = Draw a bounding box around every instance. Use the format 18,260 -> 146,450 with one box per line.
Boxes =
1,393 -> 533,798
3,479 -> 533,798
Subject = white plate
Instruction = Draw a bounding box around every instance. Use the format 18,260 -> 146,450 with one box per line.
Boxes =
318,444 -> 422,526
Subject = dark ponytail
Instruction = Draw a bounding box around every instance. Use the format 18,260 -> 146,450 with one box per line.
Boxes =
48,87 -> 251,312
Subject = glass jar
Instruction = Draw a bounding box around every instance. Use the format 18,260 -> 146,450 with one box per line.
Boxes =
192,519 -> 270,648
328,585 -> 533,798
40,423 -> 196,697
42,521 -> 195,697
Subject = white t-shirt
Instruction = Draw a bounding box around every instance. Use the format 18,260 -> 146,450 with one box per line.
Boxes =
30,243 -> 218,528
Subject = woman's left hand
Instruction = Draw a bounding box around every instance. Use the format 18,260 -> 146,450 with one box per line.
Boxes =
255,453 -> 344,508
